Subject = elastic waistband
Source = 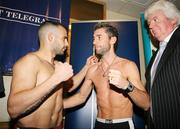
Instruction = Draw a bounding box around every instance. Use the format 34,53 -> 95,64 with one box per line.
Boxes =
96,117 -> 133,124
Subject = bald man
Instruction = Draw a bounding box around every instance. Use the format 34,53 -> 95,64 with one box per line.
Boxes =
7,21 -> 97,129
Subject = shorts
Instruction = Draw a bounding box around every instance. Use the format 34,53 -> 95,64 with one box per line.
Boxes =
16,127 -> 44,129
94,117 -> 134,129
16,127 -> 62,129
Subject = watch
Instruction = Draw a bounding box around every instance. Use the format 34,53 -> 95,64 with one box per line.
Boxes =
124,82 -> 134,93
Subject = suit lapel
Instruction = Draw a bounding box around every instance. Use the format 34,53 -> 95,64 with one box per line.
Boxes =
145,50 -> 158,92
146,50 -> 158,78
153,27 -> 180,82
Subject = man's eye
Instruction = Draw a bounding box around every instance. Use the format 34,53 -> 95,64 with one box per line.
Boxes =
154,18 -> 159,22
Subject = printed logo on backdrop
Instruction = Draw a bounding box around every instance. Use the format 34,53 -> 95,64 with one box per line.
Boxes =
0,0 -> 70,75
0,6 -> 61,26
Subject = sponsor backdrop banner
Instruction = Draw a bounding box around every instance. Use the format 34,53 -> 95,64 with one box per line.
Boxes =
0,0 -> 70,75
65,21 -> 144,129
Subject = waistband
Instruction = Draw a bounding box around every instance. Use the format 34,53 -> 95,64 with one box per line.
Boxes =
16,127 -> 54,129
96,117 -> 133,124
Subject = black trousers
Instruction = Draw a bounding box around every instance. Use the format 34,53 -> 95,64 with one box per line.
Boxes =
94,120 -> 130,129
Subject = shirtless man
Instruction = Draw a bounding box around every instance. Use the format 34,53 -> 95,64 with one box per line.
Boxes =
64,22 -> 150,129
7,21 -> 97,129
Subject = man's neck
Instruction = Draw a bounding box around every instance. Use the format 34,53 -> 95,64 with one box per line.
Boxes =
36,50 -> 55,64
102,52 -> 117,64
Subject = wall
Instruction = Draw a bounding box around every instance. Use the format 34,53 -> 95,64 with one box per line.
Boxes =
0,76 -> 11,121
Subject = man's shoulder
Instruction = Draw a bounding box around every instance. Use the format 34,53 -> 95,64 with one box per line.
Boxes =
86,63 -> 100,76
14,52 -> 40,68
88,63 -> 99,72
117,57 -> 134,65
116,57 -> 138,71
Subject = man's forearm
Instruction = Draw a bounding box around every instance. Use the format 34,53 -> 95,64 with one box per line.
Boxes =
64,94 -> 86,109
9,80 -> 63,120
128,87 -> 150,111
69,65 -> 89,92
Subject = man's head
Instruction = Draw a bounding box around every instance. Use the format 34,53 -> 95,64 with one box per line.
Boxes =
144,0 -> 180,42
93,22 -> 119,55
38,21 -> 68,55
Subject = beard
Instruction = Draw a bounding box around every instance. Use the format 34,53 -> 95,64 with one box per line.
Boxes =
95,46 -> 110,56
55,46 -> 67,55
95,48 -> 107,60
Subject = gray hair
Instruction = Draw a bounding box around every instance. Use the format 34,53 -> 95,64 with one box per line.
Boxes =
144,0 -> 180,25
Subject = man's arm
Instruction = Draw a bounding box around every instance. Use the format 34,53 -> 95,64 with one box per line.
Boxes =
126,62 -> 150,110
63,73 -> 93,109
109,61 -> 150,111
68,56 -> 97,92
7,54 -> 73,119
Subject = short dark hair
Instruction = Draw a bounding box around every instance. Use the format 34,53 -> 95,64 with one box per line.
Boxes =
39,20 -> 67,31
94,22 -> 119,51
38,20 -> 67,40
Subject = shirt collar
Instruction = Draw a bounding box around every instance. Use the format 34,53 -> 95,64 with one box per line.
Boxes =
159,27 -> 178,48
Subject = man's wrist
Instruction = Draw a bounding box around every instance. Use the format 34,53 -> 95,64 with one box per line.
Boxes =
124,82 -> 135,93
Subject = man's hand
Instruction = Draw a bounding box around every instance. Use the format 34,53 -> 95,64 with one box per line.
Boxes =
53,61 -> 74,83
86,56 -> 98,68
108,69 -> 129,90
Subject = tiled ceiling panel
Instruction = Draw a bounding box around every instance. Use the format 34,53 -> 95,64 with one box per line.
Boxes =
131,0 -> 153,6
95,0 -> 180,18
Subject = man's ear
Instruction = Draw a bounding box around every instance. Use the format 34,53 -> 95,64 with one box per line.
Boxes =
171,18 -> 178,26
110,36 -> 117,45
48,32 -> 54,42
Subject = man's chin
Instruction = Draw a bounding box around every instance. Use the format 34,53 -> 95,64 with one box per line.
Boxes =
56,52 -> 64,56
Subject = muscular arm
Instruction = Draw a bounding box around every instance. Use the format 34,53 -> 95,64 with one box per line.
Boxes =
7,54 -> 73,119
125,62 -> 150,111
64,72 -> 93,109
69,65 -> 89,92
109,61 -> 150,111
68,56 -> 97,92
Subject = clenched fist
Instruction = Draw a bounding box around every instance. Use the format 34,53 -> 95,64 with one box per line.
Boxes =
53,61 -> 74,84
108,69 -> 129,90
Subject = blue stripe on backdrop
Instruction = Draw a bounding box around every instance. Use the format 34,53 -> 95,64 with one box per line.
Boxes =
65,21 -> 144,129
140,13 -> 152,67
0,0 -> 70,75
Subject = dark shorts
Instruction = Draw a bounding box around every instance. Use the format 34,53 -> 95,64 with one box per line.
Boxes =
16,127 -> 46,129
16,127 -> 61,129
15,124 -> 63,129
94,118 -> 134,129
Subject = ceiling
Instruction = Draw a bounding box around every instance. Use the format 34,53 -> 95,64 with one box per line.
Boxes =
95,0 -> 180,18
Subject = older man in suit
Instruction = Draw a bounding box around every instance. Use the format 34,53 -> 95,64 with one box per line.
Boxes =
144,0 -> 180,129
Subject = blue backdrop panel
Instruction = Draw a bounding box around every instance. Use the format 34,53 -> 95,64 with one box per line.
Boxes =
65,21 -> 144,129
65,22 -> 96,129
0,0 -> 70,75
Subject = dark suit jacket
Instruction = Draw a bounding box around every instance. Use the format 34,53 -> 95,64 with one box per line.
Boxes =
0,71 -> 5,98
145,26 -> 180,129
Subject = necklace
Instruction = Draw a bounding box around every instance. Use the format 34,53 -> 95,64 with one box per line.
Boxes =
100,56 -> 117,77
